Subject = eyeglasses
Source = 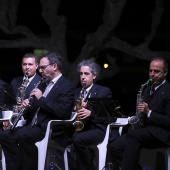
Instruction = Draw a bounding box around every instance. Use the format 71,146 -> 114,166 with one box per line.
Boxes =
38,63 -> 54,71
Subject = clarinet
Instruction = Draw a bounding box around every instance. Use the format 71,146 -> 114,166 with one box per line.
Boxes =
9,78 -> 44,130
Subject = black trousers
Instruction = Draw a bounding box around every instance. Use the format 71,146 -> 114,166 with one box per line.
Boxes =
109,128 -> 168,170
0,126 -> 44,170
71,127 -> 105,170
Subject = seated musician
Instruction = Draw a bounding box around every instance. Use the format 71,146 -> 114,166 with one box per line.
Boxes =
109,57 -> 170,170
70,59 -> 113,170
3,53 -> 42,130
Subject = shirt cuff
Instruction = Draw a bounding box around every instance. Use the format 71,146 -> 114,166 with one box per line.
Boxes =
147,110 -> 152,118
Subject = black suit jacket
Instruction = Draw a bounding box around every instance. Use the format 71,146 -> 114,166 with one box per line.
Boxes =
74,84 -> 112,132
11,73 -> 42,99
26,76 -> 75,133
75,84 -> 112,102
142,81 -> 170,146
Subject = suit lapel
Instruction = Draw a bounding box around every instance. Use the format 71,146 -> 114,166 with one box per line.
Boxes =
147,82 -> 167,108
89,84 -> 97,98
25,75 -> 40,98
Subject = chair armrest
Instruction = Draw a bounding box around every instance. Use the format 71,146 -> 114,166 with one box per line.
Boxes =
43,112 -> 77,141
111,117 -> 129,127
49,111 -> 77,127
0,111 -> 13,122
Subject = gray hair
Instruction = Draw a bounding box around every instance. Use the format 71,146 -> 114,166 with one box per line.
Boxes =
77,59 -> 101,80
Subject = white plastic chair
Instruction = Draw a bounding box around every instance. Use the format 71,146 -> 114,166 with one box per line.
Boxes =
63,123 -> 113,170
64,117 -> 129,170
94,124 -> 112,170
90,118 -> 129,170
35,112 -> 77,170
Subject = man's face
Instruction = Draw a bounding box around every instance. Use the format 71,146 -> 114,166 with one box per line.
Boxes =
22,57 -> 38,78
79,66 -> 96,88
149,60 -> 167,86
38,57 -> 55,82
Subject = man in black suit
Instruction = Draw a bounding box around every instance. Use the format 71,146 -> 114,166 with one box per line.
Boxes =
71,59 -> 112,170
0,52 -> 75,170
109,57 -> 170,170
11,53 -> 42,105
3,53 -> 42,129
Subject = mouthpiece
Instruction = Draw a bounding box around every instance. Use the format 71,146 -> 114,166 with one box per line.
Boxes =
147,78 -> 152,84
82,83 -> 86,88
25,70 -> 29,76
143,78 -> 152,87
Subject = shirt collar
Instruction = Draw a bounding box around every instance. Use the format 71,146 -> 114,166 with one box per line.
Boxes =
86,83 -> 93,93
154,79 -> 166,90
23,73 -> 36,83
49,74 -> 62,84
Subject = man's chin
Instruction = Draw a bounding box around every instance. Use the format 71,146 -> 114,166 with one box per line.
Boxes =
44,77 -> 50,82
153,80 -> 164,86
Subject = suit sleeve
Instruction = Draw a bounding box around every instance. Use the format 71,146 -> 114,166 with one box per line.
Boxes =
36,82 -> 75,119
148,92 -> 170,129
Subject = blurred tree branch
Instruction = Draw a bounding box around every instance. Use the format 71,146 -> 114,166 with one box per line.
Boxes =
0,0 -> 169,86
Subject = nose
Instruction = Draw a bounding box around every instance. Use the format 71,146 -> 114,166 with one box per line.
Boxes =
81,73 -> 85,79
149,71 -> 155,76
25,64 -> 30,69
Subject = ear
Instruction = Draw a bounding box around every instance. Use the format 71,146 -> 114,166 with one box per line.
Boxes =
93,74 -> 96,80
53,63 -> 58,70
35,63 -> 38,69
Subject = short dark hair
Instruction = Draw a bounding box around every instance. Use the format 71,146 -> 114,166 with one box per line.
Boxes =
41,52 -> 62,70
151,57 -> 168,71
22,53 -> 38,64
77,59 -> 101,80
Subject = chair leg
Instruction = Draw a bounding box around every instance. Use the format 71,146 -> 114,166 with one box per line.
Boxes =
36,142 -> 48,170
1,150 -> 6,170
164,148 -> 170,170
64,148 -> 69,170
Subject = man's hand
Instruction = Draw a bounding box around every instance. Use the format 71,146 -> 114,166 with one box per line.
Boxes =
3,121 -> 9,130
137,102 -> 150,116
30,88 -> 43,100
77,108 -> 91,120
81,101 -> 87,108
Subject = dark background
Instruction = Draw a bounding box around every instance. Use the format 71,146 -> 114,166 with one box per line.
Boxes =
0,0 -> 170,116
